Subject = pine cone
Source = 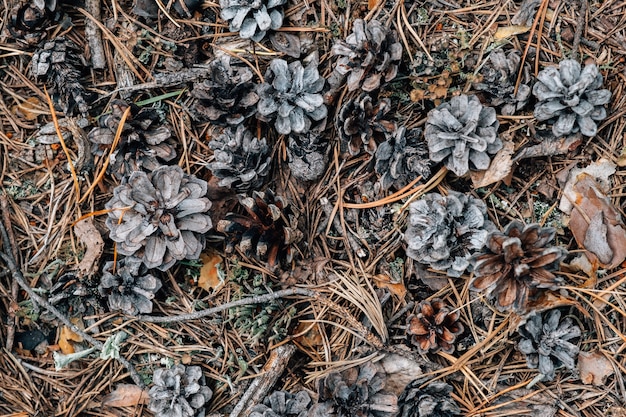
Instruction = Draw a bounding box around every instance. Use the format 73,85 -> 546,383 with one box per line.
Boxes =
471,221 -> 567,312
217,189 -> 301,268
190,56 -> 259,126
406,298 -> 464,354
31,37 -> 89,116
287,131 -> 329,182
7,0 -> 57,44
374,127 -> 431,192
207,125 -> 271,192
105,166 -> 213,271
337,94 -> 396,156
405,191 -> 495,277
148,364 -> 213,417
250,390 -> 313,417
425,94 -> 502,176
331,19 -> 403,92
397,377 -> 461,417
220,0 -> 286,41
473,49 -> 532,116
257,54 -> 327,135
533,59 -> 612,137
313,361 -> 398,417
88,100 -> 177,180
517,309 -> 581,381
98,257 -> 162,315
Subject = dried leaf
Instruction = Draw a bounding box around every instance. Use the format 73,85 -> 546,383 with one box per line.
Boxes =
372,274 -> 407,299
494,25 -> 530,40
13,97 -> 43,121
379,352 -> 425,396
102,384 -> 149,407
514,133 -> 582,161
368,0 -> 378,10
578,350 -> 614,385
198,251 -> 225,292
293,321 -> 323,348
470,140 -> 514,188
73,218 -> 104,278
58,325 -> 83,354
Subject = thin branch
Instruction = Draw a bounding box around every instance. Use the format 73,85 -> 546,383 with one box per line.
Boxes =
571,0 -> 588,61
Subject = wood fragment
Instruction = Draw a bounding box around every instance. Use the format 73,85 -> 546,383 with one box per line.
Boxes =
84,0 -> 107,69
1,193 -> 18,351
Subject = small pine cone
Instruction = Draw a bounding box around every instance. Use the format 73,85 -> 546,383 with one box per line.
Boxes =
313,361 -> 398,417
287,131 -> 329,182
250,390 -> 313,417
471,221 -> 567,312
397,377 -> 461,417
98,257 -> 162,315
517,309 -> 581,381
220,0 -> 286,41
217,189 -> 301,268
406,298 -> 464,354
533,59 -> 612,137
405,191 -> 495,277
190,56 -> 259,126
425,94 -> 502,176
88,100 -> 177,180
207,125 -> 271,192
31,37 -> 89,116
148,364 -> 213,417
337,94 -> 396,156
7,0 -> 56,44
257,54 -> 327,135
374,127 -> 432,192
473,49 -> 532,116
105,166 -> 213,271
331,19 -> 403,92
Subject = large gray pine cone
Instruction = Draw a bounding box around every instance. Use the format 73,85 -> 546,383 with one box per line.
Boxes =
311,361 -> 398,417
88,100 -> 177,180
473,49 -> 532,116
190,56 -> 259,126
397,377 -> 461,417
148,364 -> 213,417
220,0 -> 286,42
105,166 -> 213,271
425,94 -> 502,176
257,54 -> 327,135
405,190 -> 495,277
533,59 -> 611,137
517,309 -> 581,381
31,37 -> 89,116
207,125 -> 271,192
331,19 -> 403,92
287,131 -> 329,182
375,127 -> 431,192
250,390 -> 313,417
98,257 -> 162,315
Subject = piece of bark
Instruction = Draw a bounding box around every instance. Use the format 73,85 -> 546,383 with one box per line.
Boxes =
84,0 -> 106,69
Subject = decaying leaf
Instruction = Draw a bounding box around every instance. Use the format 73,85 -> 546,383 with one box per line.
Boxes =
73,218 -> 104,278
514,133 -> 582,161
373,274 -> 407,299
559,159 -> 626,269
58,325 -> 83,354
13,97 -> 43,121
198,250 -> 224,292
470,140 -> 514,188
379,352 -> 426,396
494,25 -> 530,40
578,350 -> 614,385
102,384 -> 150,407
293,321 -> 323,348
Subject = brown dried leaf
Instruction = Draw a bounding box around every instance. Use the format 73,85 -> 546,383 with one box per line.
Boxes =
494,25 -> 531,40
470,141 -> 514,188
514,134 -> 582,161
58,325 -> 83,354
102,384 -> 149,407
198,250 -> 224,293
74,218 -> 104,278
578,350 -> 614,385
13,97 -> 43,121
293,321 -> 323,348
379,352 -> 425,396
372,274 -> 407,299
368,0 -> 378,10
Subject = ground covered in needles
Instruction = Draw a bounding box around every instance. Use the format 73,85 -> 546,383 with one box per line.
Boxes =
2,0 -> 626,416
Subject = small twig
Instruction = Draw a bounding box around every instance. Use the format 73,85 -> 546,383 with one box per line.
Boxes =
84,0 -> 106,69
571,0 -> 588,61
1,193 -> 19,351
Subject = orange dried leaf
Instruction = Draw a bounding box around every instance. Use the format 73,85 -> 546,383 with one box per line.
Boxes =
13,97 -> 43,121
494,25 -> 530,40
578,351 -> 614,385
373,274 -> 407,299
368,0 -> 378,10
198,251 -> 224,292
293,322 -> 323,348
102,384 -> 149,407
58,326 -> 83,354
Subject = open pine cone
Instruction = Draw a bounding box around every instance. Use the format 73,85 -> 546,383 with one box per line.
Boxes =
287,131 -> 329,182
207,124 -> 271,192
220,0 -> 286,41
397,377 -> 461,417
98,257 -> 162,315
250,390 -> 313,417
337,93 -> 396,156
8,0 -> 57,44
471,221 -> 567,313
406,298 -> 464,354
330,19 -> 402,92
217,189 -> 301,268
312,361 -> 398,417
517,309 -> 581,381
533,59 -> 611,137
190,56 -> 259,126
105,166 -> 213,271
425,94 -> 502,176
148,364 -> 213,417
256,54 -> 327,135
405,191 -> 495,277
88,100 -> 177,180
